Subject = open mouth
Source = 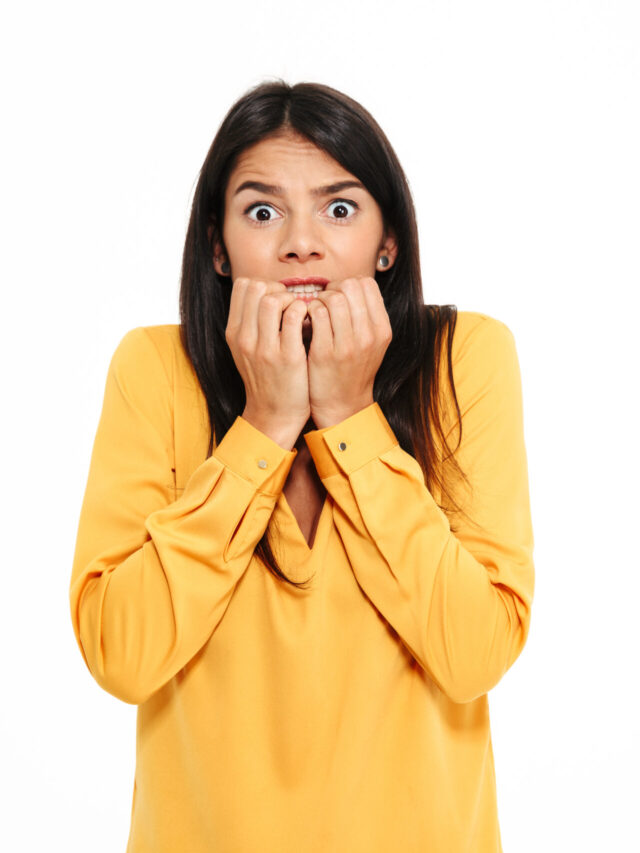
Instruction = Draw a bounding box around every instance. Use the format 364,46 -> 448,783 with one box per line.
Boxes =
280,277 -> 329,289
279,278 -> 328,323
289,290 -> 324,303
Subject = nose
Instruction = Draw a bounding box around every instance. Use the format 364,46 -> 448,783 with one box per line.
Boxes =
278,213 -> 324,264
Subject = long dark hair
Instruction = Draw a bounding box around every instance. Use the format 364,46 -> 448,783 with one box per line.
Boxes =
179,79 -> 473,589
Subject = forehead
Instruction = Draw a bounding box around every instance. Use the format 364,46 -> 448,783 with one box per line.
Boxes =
228,134 -> 354,187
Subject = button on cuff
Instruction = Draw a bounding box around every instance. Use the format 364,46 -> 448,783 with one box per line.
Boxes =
213,415 -> 297,493
304,402 -> 399,479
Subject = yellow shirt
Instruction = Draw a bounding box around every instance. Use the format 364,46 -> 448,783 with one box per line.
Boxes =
69,310 -> 535,852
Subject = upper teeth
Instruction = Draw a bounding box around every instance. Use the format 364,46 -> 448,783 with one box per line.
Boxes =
286,284 -> 325,293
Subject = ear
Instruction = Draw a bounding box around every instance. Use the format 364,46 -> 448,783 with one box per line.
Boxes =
208,223 -> 229,276
379,227 -> 399,270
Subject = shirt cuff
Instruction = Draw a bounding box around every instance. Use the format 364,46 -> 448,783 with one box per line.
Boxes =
303,402 -> 399,479
213,415 -> 298,496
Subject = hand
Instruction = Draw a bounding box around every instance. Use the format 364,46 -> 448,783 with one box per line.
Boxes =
305,276 -> 393,429
225,277 -> 312,445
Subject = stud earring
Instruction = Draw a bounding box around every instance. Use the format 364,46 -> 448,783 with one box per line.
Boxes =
378,255 -> 389,268
221,260 -> 230,274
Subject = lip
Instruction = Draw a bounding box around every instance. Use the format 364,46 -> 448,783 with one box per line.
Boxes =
280,277 -> 329,287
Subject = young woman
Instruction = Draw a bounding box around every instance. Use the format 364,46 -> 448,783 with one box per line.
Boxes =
69,80 -> 535,852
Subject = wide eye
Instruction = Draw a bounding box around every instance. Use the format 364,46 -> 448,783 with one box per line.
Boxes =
243,198 -> 359,225
244,202 -> 280,225
327,199 -> 359,221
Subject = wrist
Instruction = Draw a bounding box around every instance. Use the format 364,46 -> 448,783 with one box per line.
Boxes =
311,399 -> 375,430
241,409 -> 306,452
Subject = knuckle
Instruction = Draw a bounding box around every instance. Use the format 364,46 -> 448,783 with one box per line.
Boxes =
282,306 -> 300,322
256,343 -> 274,361
236,334 -> 252,355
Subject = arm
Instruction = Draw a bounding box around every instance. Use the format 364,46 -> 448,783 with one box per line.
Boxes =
69,327 -> 297,705
303,316 -> 535,704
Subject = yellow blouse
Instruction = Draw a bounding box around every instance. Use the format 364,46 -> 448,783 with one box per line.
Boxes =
69,310 -> 535,852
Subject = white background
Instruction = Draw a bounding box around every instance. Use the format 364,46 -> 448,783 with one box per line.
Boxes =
1,1 -> 638,850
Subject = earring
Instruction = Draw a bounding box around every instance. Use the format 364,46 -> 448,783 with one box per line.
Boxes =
378,255 -> 389,268
221,260 -> 230,274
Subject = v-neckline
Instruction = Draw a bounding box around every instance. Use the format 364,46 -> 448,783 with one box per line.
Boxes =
278,491 -> 331,556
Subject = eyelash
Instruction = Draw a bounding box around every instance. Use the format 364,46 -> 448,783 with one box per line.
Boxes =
243,198 -> 360,226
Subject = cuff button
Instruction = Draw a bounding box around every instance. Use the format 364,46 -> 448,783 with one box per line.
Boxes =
338,441 -> 347,451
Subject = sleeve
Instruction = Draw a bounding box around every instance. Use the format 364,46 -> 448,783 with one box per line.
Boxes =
303,316 -> 535,704
69,327 -> 297,705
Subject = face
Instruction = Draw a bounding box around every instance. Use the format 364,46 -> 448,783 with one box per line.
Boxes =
213,132 -> 397,337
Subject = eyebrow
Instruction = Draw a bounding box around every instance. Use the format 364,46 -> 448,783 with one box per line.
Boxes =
233,179 -> 366,198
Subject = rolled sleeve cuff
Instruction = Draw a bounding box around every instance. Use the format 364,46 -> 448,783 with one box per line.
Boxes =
213,416 -> 298,496
303,402 -> 399,479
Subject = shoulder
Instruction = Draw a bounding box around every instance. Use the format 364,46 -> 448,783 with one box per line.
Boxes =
436,310 -> 522,431
109,324 -> 197,391
445,310 -> 520,391
449,310 -> 517,365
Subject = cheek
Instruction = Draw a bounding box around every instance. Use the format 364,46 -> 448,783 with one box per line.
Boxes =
337,235 -> 380,272
224,222 -> 271,264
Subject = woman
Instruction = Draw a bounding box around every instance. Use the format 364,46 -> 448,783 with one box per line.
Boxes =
69,80 -> 535,852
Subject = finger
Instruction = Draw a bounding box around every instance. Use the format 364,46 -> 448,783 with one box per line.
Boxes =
359,276 -> 390,332
257,290 -> 296,352
315,281 -> 366,353
242,279 -> 275,348
227,276 -> 250,335
279,297 -> 308,354
306,299 -> 332,350
244,279 -> 287,343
